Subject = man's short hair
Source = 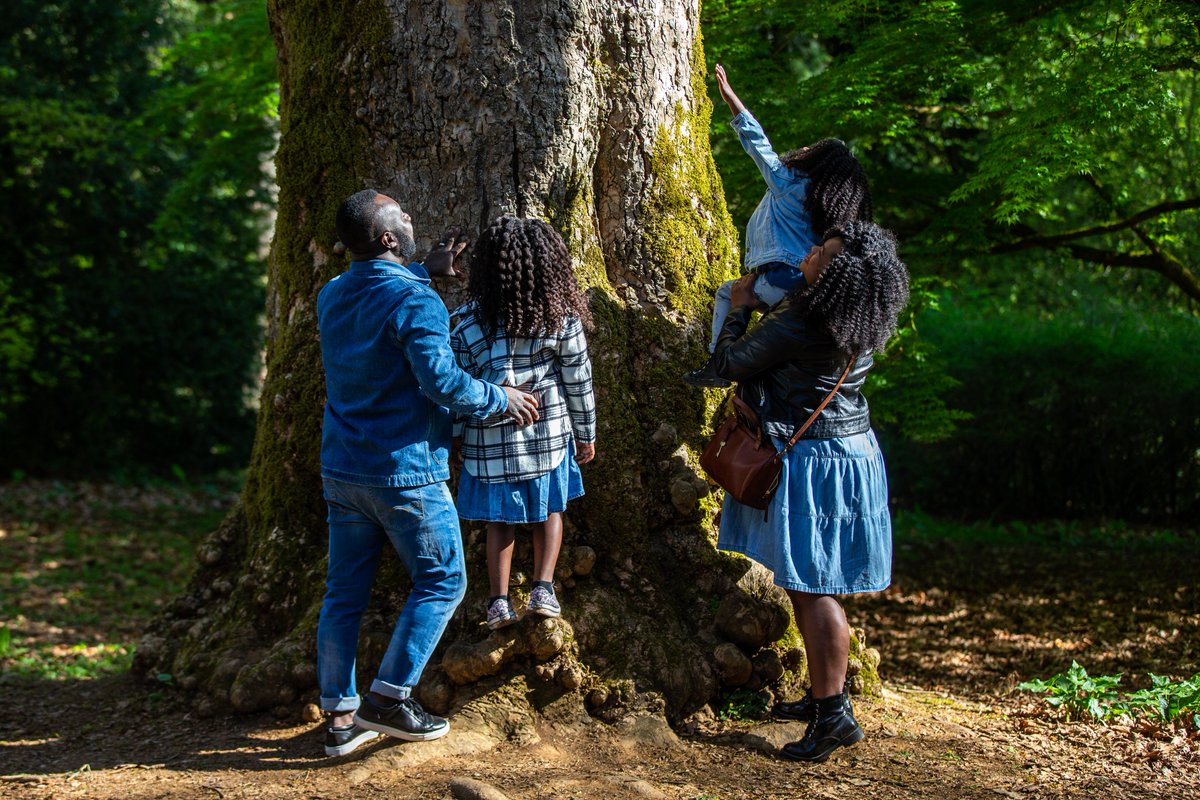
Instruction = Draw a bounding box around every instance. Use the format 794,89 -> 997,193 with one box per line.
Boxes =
336,190 -> 383,252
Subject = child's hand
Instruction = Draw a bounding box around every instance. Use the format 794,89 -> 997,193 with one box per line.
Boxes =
574,441 -> 596,464
730,273 -> 758,308
715,64 -> 746,117
425,227 -> 470,279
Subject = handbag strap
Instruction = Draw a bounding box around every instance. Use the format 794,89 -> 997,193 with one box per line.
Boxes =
779,355 -> 857,455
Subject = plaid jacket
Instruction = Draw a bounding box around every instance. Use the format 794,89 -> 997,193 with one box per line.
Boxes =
450,304 -> 596,483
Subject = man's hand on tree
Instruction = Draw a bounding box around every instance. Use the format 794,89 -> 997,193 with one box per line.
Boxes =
425,227 -> 469,278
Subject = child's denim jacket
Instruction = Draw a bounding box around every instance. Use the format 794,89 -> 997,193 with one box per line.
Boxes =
732,109 -> 819,271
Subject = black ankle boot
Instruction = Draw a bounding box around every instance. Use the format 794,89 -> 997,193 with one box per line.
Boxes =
778,691 -> 864,763
772,689 -> 815,722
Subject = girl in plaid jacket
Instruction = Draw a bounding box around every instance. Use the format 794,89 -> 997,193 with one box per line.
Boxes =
450,217 -> 597,630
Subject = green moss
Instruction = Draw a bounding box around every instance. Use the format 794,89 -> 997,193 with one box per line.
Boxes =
549,175 -> 612,296
775,624 -> 803,652
644,38 -> 739,317
245,0 -> 396,542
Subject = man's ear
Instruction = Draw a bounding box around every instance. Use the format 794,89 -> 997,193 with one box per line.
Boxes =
378,230 -> 398,249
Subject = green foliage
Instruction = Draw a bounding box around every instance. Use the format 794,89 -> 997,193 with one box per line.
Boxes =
703,1 -> 1200,299
715,689 -> 769,720
886,298 -> 1200,520
0,0 -> 276,476
868,276 -> 972,443
895,508 -> 1191,549
1,642 -> 133,682
702,1 -> 1200,456
1022,662 -> 1200,732
1124,673 -> 1200,731
1020,661 -> 1124,722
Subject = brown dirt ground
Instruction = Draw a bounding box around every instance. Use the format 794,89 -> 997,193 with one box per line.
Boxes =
2,496 -> 1198,800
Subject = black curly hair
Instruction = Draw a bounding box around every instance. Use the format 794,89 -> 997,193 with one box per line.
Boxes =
467,216 -> 592,337
781,138 -> 873,236
789,221 -> 909,354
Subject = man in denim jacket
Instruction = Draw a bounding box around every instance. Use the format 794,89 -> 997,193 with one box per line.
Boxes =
315,190 -> 539,756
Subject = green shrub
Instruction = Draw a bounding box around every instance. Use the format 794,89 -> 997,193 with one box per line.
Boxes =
882,304 -> 1200,521
1019,661 -> 1124,722
1021,662 -> 1200,733
715,689 -> 769,720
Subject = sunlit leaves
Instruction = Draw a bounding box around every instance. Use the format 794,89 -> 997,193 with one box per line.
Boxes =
704,0 -> 1200,294
0,1 -> 277,474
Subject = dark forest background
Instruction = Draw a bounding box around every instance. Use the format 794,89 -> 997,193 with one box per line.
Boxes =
2,0 -> 1197,522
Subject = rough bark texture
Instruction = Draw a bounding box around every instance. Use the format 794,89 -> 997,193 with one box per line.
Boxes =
135,0 -> 882,724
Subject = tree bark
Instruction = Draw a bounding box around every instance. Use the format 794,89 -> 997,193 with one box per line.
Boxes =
135,0 -> 882,723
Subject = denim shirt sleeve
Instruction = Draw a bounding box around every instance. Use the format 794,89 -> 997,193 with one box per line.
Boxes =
731,109 -> 800,195
392,287 -> 507,418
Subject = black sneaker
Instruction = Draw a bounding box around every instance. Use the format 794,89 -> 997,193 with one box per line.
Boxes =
353,696 -> 450,742
682,360 -> 731,388
324,723 -> 380,756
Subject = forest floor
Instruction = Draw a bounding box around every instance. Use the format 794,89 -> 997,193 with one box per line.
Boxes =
1,481 -> 1198,800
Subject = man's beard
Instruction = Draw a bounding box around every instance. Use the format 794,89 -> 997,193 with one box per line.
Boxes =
392,232 -> 417,262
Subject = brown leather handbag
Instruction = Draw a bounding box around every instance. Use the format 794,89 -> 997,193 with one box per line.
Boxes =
700,359 -> 854,510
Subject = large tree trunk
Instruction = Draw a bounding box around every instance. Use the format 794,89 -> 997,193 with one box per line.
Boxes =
136,0 -> 881,726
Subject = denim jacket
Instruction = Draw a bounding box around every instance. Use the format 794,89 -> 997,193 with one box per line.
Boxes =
317,259 -> 507,487
733,109 -> 818,271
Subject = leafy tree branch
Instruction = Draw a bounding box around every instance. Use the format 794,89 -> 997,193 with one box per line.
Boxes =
992,197 -> 1200,253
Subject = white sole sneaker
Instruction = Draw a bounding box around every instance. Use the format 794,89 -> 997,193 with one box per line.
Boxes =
324,725 -> 380,756
353,701 -> 451,742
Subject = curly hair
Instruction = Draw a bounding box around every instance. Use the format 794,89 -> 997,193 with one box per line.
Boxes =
781,138 -> 873,235
789,221 -> 910,354
466,216 -> 592,337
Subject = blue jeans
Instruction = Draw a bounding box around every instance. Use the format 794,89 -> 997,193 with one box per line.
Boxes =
317,477 -> 467,712
709,270 -> 793,352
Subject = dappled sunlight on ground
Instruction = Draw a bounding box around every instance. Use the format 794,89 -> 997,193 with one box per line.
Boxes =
0,485 -> 1196,799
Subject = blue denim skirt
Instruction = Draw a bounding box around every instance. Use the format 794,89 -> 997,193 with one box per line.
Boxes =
457,451 -> 584,524
717,429 -> 892,594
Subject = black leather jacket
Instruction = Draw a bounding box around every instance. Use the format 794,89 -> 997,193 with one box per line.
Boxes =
711,300 -> 873,440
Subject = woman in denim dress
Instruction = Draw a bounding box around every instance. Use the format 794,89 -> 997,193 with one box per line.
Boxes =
711,221 -> 909,763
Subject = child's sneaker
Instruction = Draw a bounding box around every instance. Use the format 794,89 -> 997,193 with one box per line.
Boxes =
486,596 -> 518,630
527,585 -> 562,618
324,723 -> 380,756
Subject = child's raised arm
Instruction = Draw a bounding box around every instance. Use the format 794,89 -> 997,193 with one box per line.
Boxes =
715,64 -> 747,118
